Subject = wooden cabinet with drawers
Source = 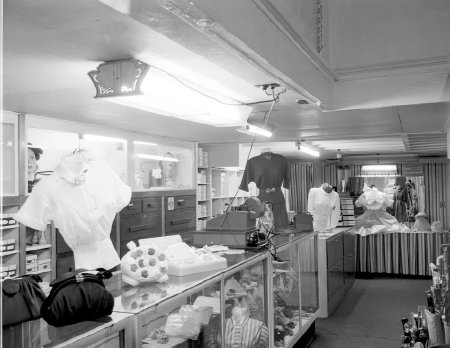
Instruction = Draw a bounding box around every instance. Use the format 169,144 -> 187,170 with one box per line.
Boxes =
118,190 -> 196,257
119,194 -> 162,258
318,227 -> 355,318
164,194 -> 196,237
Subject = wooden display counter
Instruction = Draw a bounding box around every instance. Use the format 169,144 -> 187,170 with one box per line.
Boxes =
317,227 -> 355,318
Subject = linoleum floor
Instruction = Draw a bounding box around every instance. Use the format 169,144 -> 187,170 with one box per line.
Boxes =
310,277 -> 431,348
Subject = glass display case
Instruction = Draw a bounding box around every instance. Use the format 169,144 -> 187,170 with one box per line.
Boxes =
272,245 -> 301,347
26,126 -> 128,184
1,111 -> 19,196
221,259 -> 269,348
111,231 -> 318,348
134,137 -> 194,191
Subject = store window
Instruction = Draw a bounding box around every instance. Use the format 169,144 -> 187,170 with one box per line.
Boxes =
134,138 -> 194,190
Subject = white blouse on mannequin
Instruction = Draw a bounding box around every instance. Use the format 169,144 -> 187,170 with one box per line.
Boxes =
307,184 -> 340,232
15,151 -> 131,270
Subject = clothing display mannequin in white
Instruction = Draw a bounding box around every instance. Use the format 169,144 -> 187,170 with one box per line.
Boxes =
354,184 -> 409,236
15,150 -> 131,270
307,183 -> 341,232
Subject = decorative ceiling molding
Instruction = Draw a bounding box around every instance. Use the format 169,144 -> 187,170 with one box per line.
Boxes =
251,0 -> 336,82
335,55 -> 450,81
151,0 -> 322,104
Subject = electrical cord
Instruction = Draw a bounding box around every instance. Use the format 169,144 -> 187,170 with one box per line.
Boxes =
218,99 -> 278,229
151,65 -> 282,107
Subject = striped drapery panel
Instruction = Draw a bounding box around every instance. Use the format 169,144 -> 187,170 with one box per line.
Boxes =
423,162 -> 448,228
288,162 -> 313,213
356,232 -> 450,275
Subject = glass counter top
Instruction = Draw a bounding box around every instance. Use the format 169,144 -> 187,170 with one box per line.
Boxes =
110,230 -> 316,315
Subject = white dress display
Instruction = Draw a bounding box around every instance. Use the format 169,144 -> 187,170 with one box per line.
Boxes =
354,187 -> 409,236
15,152 -> 131,270
307,185 -> 341,232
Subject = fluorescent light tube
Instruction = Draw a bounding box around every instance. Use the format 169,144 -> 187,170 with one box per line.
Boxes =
299,144 -> 320,157
136,153 -> 179,162
83,134 -> 126,143
134,141 -> 158,147
362,165 -> 397,172
236,124 -> 272,137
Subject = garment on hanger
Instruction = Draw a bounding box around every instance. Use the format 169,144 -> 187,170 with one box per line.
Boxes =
345,177 -> 365,196
15,151 -> 131,270
239,153 -> 289,229
307,184 -> 340,232
392,185 -> 409,222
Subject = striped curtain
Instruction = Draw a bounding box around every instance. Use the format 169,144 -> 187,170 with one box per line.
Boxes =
322,164 -> 362,191
288,162 -> 314,213
322,165 -> 338,188
423,163 -> 448,228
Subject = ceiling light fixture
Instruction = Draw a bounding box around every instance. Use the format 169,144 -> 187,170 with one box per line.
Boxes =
88,59 -> 252,127
236,124 -> 273,137
361,164 -> 397,172
134,141 -> 158,147
136,153 -> 179,162
83,134 -> 127,143
296,140 -> 320,157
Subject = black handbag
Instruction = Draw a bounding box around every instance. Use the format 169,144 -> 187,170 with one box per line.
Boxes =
40,269 -> 114,327
2,274 -> 47,327
294,211 -> 314,232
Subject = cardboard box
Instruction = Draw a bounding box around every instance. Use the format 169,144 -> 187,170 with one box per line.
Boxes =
26,254 -> 38,264
26,264 -> 38,274
1,239 -> 16,252
38,258 -> 51,272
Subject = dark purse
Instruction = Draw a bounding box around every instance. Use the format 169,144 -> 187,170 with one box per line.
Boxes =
2,274 -> 47,327
40,269 -> 114,327
294,211 -> 314,232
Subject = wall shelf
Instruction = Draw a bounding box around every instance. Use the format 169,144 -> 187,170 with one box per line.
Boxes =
1,250 -> 19,256
26,244 -> 52,251
1,224 -> 19,231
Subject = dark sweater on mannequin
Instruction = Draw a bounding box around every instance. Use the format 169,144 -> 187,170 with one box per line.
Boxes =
239,152 -> 290,229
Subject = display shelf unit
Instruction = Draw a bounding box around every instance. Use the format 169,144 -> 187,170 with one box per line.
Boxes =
1,205 -> 21,280
196,163 -> 252,230
1,201 -> 56,283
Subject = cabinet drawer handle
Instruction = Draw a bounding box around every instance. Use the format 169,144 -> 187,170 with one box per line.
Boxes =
147,203 -> 153,208
127,203 -> 134,209
129,224 -> 155,232
177,200 -> 185,206
170,218 -> 191,225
